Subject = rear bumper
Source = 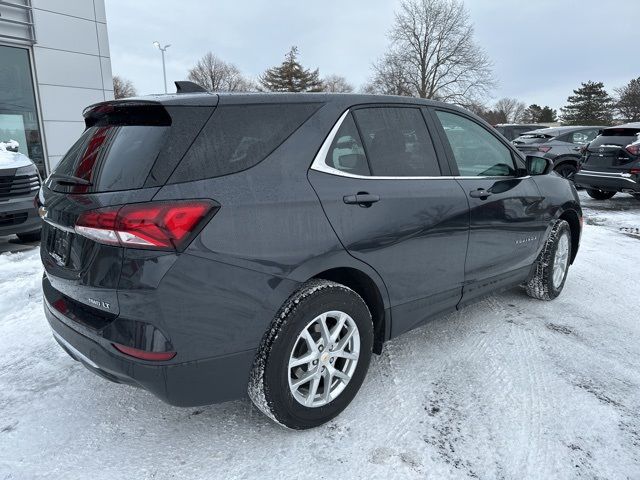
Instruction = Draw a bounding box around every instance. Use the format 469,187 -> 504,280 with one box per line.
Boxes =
0,196 -> 41,236
574,170 -> 640,193
44,290 -> 257,407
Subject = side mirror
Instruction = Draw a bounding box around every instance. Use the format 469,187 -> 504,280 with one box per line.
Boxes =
526,155 -> 554,176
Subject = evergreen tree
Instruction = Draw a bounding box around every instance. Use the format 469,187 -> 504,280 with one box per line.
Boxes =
523,104 -> 543,123
615,77 -> 640,122
539,106 -> 557,122
259,47 -> 323,92
560,81 -> 613,125
523,104 -> 558,123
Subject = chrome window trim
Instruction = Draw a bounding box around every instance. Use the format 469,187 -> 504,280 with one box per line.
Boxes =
309,109 -> 529,181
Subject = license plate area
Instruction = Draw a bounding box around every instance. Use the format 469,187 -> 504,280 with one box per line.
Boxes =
47,227 -> 72,267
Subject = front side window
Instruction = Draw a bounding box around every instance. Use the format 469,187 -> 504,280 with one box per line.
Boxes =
435,110 -> 516,177
324,113 -> 370,176
352,107 -> 441,177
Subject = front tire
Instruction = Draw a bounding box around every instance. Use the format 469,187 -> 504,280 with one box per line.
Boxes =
586,189 -> 615,200
248,279 -> 373,429
16,230 -> 41,242
525,220 -> 572,301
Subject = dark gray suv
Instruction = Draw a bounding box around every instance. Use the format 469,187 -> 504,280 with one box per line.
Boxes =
513,126 -> 604,180
40,88 -> 582,429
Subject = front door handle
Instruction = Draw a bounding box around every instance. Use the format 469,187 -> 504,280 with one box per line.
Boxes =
343,193 -> 380,207
469,188 -> 492,199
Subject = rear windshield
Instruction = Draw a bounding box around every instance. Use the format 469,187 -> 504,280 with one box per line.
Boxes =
513,133 -> 552,144
52,125 -> 169,192
168,103 -> 320,183
590,128 -> 640,148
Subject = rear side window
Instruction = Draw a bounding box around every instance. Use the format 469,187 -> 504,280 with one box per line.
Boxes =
352,107 -> 441,176
435,110 -> 517,177
324,113 -> 370,176
569,129 -> 599,144
53,125 -> 169,192
170,103 -> 320,183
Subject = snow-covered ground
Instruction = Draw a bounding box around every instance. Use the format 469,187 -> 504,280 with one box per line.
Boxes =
1,191 -> 639,480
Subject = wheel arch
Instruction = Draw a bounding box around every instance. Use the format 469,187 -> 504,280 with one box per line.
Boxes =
557,208 -> 581,264
286,251 -> 390,354
553,155 -> 580,168
312,267 -> 388,354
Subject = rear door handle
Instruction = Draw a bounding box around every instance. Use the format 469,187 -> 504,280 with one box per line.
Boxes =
343,193 -> 380,206
469,188 -> 492,199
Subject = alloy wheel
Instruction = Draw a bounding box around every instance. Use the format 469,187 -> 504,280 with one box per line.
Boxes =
552,232 -> 570,288
288,311 -> 360,408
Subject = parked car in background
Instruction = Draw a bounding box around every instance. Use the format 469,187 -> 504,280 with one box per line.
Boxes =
494,124 -> 546,141
0,140 -> 42,242
575,123 -> 640,200
512,126 -> 604,181
40,89 -> 582,429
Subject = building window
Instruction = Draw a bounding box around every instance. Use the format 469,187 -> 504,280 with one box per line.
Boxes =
0,45 -> 45,175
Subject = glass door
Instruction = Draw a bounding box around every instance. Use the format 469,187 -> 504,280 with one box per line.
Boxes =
0,45 -> 45,175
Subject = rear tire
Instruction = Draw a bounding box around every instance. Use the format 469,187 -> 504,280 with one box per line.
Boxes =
16,230 -> 41,242
525,220 -> 572,301
586,189 -> 615,200
248,279 -> 373,429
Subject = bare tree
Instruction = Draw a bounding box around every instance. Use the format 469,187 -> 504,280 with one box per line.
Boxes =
322,74 -> 354,93
369,0 -> 494,103
113,75 -> 137,99
494,98 -> 527,123
188,52 -> 254,92
365,51 -> 413,96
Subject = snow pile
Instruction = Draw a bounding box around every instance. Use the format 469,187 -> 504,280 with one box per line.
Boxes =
0,139 -> 19,152
0,196 -> 639,479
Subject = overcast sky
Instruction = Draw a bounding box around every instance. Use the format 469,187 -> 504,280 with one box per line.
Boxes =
106,0 -> 638,110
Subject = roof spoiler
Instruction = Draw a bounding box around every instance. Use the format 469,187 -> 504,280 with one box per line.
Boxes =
175,81 -> 208,94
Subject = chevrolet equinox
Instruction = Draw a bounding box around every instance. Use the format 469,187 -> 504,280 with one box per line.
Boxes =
40,85 -> 582,429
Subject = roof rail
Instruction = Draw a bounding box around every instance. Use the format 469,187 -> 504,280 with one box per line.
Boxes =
174,81 -> 208,94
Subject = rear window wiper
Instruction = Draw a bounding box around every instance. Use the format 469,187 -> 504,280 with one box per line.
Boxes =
49,174 -> 92,186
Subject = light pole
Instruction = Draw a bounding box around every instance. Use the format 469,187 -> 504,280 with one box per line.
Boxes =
153,41 -> 171,93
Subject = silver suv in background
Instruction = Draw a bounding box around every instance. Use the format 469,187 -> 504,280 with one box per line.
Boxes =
512,126 -> 604,181
0,140 -> 42,242
494,124 -> 547,141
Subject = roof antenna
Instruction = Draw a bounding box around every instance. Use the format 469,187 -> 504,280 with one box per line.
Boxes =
174,81 -> 208,94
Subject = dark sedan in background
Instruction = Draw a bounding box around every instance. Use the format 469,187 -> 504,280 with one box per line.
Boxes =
512,126 -> 604,181
575,123 -> 640,200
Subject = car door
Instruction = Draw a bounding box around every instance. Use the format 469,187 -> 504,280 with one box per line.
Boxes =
429,108 -> 548,306
308,105 -> 469,337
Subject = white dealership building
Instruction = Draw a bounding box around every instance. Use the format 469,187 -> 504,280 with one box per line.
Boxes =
0,0 -> 113,175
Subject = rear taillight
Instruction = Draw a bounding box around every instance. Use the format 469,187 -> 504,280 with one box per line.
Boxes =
112,343 -> 176,361
75,200 -> 217,251
625,144 -> 640,156
630,167 -> 640,175
537,146 -> 552,153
